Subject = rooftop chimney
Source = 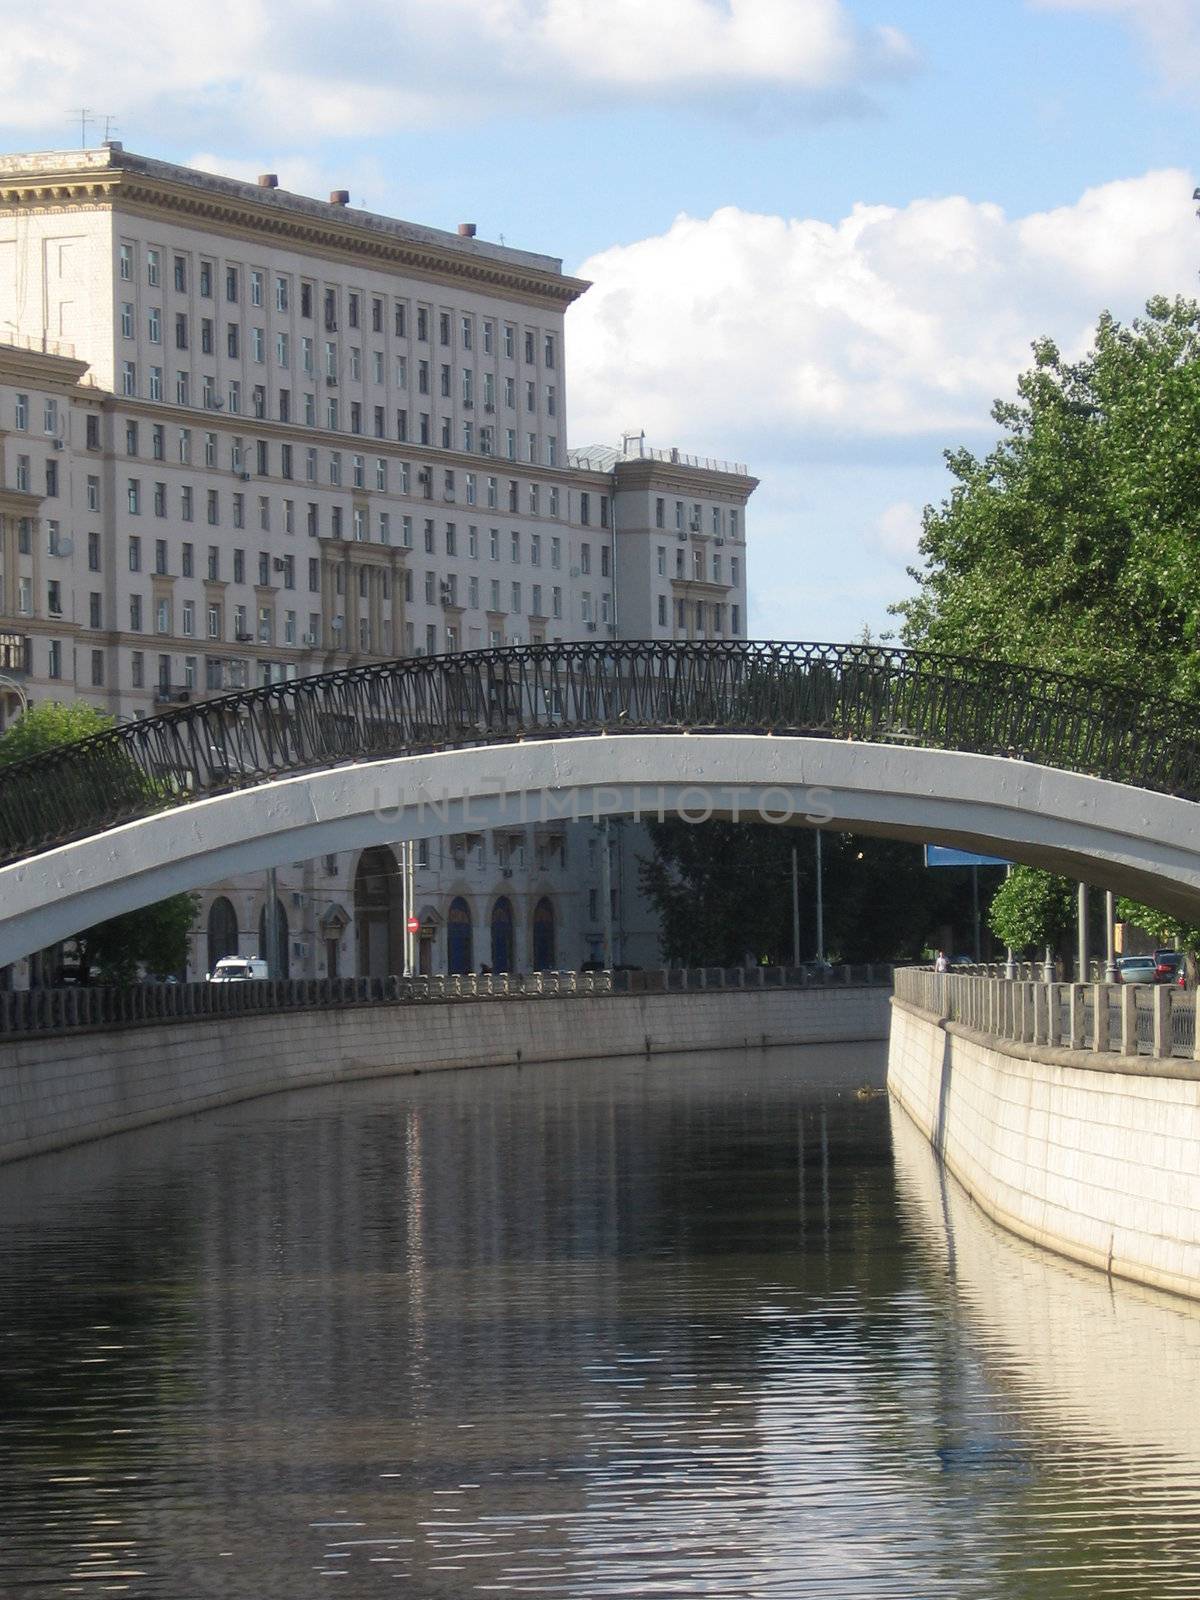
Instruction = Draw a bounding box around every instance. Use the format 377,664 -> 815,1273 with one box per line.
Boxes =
330,189 -> 350,206
258,173 -> 279,189
458,223 -> 477,238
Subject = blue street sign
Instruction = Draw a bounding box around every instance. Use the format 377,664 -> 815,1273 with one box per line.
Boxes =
924,846 -> 1010,869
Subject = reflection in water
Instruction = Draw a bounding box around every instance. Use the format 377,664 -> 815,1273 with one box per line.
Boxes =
0,1044 -> 1197,1597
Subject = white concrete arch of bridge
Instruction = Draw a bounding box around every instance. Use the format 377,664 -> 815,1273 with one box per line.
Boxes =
3,733 -> 1200,969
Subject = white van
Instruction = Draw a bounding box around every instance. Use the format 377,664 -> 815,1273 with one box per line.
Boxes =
207,957 -> 269,982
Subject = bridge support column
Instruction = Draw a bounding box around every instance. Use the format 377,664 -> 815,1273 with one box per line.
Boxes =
1092,983 -> 1109,1053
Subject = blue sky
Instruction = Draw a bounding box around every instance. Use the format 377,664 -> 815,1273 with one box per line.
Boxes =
3,0 -> 1199,640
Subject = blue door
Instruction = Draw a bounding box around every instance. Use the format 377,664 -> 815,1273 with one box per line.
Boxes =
447,897 -> 473,975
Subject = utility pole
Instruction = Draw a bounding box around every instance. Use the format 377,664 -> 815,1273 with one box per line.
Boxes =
402,841 -> 416,975
815,829 -> 825,963
791,844 -> 800,968
1104,888 -> 1117,983
265,865 -> 278,975
600,819 -> 614,969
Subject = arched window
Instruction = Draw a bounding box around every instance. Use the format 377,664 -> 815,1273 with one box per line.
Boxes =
447,896 -> 473,975
490,896 -> 514,974
258,897 -> 290,979
207,896 -> 239,973
531,897 -> 555,971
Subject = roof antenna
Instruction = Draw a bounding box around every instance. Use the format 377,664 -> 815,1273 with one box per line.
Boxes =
102,115 -> 119,144
69,107 -> 92,146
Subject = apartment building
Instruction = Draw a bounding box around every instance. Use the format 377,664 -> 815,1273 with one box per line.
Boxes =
0,145 -> 756,982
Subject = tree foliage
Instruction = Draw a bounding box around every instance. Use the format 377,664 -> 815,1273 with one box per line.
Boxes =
894,296 -> 1200,947
895,295 -> 1200,697
0,702 -> 197,983
639,820 -> 997,965
987,867 -> 1076,955
0,700 -> 115,761
1115,899 -> 1200,955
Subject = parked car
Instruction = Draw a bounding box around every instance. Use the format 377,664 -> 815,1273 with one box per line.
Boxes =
1153,950 -> 1182,983
207,957 -> 269,982
1115,955 -> 1158,984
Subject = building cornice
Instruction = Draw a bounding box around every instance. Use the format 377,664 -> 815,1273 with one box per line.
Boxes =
612,457 -> 759,495
0,164 -> 591,313
0,344 -> 91,393
0,487 -> 43,517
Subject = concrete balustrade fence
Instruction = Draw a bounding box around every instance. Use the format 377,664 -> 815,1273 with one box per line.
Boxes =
0,964 -> 891,1042
894,966 -> 1197,1061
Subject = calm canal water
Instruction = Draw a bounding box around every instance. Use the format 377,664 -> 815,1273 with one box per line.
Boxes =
2,1043 -> 1200,1599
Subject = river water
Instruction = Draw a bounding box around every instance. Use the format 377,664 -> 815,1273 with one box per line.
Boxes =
2,1043 -> 1199,1599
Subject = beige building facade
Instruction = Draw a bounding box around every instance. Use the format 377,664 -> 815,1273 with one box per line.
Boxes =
0,145 -> 756,982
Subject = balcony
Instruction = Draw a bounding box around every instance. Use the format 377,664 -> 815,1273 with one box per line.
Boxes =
154,685 -> 192,705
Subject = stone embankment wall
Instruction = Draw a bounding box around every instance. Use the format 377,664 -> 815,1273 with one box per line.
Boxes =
0,984 -> 889,1165
888,993 -> 1200,1302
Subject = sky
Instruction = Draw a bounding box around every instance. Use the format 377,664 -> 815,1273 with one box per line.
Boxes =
2,0 -> 1199,641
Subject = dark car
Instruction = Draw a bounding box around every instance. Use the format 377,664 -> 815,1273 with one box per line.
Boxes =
1153,950 -> 1182,984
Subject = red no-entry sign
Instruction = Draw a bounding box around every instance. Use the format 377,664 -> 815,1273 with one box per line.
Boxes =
406,916 -> 420,933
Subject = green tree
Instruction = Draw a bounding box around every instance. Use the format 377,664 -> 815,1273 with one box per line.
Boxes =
895,295 -> 1200,697
0,703 -> 198,983
0,699 -> 116,760
987,867 -> 1075,957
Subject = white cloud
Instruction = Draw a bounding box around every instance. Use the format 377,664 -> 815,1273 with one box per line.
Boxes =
567,168 -> 1199,639
1033,0 -> 1200,89
0,0 -> 915,143
567,168 -> 1199,453
872,501 -> 923,563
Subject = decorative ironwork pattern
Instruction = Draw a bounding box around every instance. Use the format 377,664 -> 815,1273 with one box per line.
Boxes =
1,640 -> 1197,865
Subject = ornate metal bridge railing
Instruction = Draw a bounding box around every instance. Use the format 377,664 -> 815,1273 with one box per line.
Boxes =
1,639 -> 1198,865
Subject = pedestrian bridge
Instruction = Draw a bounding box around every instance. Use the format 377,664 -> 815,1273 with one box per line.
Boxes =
2,639 -> 1199,966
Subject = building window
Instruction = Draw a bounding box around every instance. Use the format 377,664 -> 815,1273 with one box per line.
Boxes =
119,243 -> 133,281
277,276 -> 293,313
147,249 -> 160,287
